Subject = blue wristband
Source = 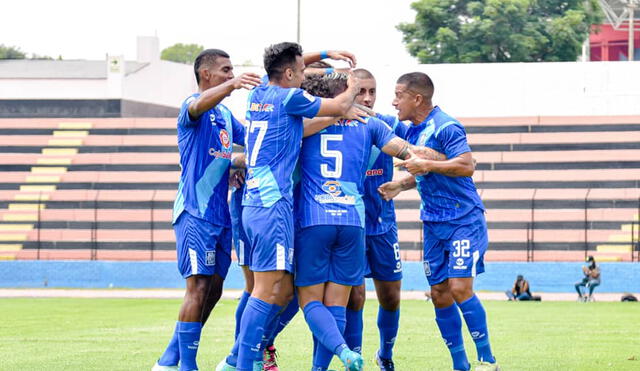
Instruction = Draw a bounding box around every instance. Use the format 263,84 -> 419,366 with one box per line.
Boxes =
320,50 -> 328,59
324,68 -> 334,74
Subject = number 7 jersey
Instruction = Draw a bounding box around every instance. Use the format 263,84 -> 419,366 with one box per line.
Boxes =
298,117 -> 396,228
242,85 -> 321,208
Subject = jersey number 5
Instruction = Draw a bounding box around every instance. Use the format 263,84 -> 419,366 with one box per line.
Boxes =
320,134 -> 343,178
247,120 -> 268,166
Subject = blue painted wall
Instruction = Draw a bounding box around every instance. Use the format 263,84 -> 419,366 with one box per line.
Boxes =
1,261 -> 639,293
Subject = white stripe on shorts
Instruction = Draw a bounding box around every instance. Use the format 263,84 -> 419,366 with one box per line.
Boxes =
189,248 -> 198,276
471,250 -> 480,277
239,240 -> 245,265
276,243 -> 285,270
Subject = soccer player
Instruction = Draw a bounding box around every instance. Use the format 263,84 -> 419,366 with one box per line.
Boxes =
151,49 -> 262,371
296,73 -> 445,371
223,42 -> 363,371
343,68 -> 407,371
220,52 -> 360,371
378,72 -> 499,371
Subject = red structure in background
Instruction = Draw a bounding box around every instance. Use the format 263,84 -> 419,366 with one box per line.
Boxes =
590,24 -> 640,61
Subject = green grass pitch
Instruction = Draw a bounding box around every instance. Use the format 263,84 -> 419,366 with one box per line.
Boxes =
1,297 -> 638,370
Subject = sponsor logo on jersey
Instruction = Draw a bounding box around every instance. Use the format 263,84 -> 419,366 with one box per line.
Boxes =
321,180 -> 343,196
209,113 -> 216,125
453,257 -> 467,270
316,180 -> 356,205
219,129 -> 231,149
208,148 -> 232,159
249,103 -> 274,112
366,168 -> 384,176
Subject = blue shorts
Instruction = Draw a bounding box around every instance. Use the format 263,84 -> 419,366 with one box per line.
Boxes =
242,199 -> 294,273
365,224 -> 403,282
232,210 -> 251,266
174,211 -> 232,279
295,225 -> 365,287
422,210 -> 487,286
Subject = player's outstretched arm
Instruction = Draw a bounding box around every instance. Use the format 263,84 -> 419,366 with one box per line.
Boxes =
303,105 -> 370,137
303,50 -> 357,68
315,72 -> 360,118
380,138 -> 447,161
396,151 -> 475,177
378,175 -> 416,201
188,73 -> 262,119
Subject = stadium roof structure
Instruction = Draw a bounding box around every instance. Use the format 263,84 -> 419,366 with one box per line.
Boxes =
0,60 -> 148,79
599,0 -> 640,30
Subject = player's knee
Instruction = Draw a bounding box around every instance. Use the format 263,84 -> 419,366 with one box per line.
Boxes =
347,285 -> 366,310
379,292 -> 400,311
449,281 -> 473,303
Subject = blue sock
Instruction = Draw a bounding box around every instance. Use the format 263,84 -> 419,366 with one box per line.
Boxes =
435,304 -> 470,371
236,297 -> 275,371
258,303 -> 284,361
226,291 -> 251,366
377,306 -> 400,359
313,306 -> 346,370
303,301 -> 348,356
177,321 -> 202,371
459,295 -> 496,364
344,308 -> 363,354
267,292 -> 299,347
158,322 -> 179,366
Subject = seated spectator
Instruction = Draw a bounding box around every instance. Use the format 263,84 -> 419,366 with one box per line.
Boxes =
506,275 -> 532,301
575,256 -> 601,302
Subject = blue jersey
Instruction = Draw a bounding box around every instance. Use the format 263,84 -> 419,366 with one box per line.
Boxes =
172,94 -> 245,227
405,106 -> 484,223
363,113 -> 408,235
242,85 -> 321,208
298,117 -> 396,228
229,183 -> 244,227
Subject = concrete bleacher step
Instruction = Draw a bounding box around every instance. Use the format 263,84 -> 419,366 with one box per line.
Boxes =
596,244 -> 633,253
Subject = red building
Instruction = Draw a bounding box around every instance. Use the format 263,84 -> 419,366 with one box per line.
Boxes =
590,24 -> 640,61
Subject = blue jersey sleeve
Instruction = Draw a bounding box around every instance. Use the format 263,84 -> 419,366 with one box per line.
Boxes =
395,121 -> 409,140
368,117 -> 397,149
436,122 -> 472,159
177,95 -> 199,127
282,88 -> 322,118
231,114 -> 246,146
376,113 -> 408,140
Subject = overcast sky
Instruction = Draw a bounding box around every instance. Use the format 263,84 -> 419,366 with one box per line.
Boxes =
2,0 -> 418,68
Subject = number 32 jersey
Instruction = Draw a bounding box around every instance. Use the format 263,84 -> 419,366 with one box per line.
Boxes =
298,117 -> 396,229
242,85 -> 321,208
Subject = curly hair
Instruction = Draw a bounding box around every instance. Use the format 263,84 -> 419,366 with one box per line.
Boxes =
263,42 -> 303,81
301,73 -> 348,98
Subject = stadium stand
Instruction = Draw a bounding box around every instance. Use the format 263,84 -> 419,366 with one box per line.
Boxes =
0,116 -> 638,262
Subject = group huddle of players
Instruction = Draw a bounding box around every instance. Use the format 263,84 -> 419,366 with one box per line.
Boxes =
151,42 -> 500,371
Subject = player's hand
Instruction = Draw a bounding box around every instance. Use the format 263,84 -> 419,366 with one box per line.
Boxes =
395,151 -> 430,175
327,50 -> 357,68
229,169 -> 246,189
353,103 -> 375,117
378,181 -> 402,201
343,104 -> 369,124
231,73 -> 262,90
346,71 -> 360,94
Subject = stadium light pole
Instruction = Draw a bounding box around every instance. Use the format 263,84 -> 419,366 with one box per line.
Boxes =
628,1 -> 636,61
297,0 -> 301,44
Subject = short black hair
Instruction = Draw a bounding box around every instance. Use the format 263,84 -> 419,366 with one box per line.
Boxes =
353,68 -> 375,80
194,49 -> 229,85
263,42 -> 303,81
397,72 -> 434,100
301,73 -> 347,98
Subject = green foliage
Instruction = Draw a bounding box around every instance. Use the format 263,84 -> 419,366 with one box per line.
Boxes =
1,298 -> 639,370
0,44 -> 26,59
398,0 -> 602,63
161,43 -> 204,64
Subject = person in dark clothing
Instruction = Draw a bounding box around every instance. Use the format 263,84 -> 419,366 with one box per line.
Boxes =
506,275 -> 532,301
575,256 -> 601,302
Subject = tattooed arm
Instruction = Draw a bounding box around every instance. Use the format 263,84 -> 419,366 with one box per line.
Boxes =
380,137 -> 447,161
396,151 -> 475,177
377,175 -> 417,201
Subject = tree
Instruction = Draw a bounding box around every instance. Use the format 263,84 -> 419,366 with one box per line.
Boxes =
397,0 -> 602,63
0,44 -> 26,59
161,43 -> 204,64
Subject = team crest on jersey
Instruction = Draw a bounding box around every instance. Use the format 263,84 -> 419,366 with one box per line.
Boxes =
321,180 -> 343,196
219,129 -> 231,149
423,260 -> 431,276
206,251 -> 216,266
